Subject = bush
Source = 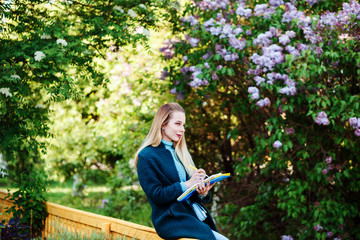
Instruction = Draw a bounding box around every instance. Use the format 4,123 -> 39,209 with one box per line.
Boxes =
5,169 -> 48,238
162,0 -> 360,239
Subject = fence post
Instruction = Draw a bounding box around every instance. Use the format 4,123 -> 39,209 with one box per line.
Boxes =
101,222 -> 111,234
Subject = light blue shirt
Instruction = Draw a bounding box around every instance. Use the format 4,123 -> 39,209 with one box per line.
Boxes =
162,140 -> 207,221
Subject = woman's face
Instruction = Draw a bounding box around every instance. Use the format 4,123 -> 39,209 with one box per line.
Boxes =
162,111 -> 186,142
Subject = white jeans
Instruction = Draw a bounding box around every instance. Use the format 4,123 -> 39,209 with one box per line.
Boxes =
212,230 -> 229,240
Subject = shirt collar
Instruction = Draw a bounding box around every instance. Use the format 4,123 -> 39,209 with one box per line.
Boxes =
161,139 -> 173,147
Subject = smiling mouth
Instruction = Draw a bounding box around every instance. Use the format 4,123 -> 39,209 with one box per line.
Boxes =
176,134 -> 182,138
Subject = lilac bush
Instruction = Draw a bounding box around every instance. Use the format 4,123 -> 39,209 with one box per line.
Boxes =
161,0 -> 360,239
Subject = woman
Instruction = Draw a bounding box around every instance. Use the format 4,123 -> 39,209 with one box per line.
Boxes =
135,103 -> 228,240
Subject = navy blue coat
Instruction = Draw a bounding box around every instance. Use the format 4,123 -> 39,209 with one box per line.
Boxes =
137,142 -> 217,240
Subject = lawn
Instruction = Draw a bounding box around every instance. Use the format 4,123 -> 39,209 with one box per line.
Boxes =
0,177 -> 153,227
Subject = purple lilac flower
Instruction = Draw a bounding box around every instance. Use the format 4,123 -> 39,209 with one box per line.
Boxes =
253,33 -> 273,46
248,86 -> 260,100
325,156 -> 332,164
306,0 -> 322,6
254,4 -> 268,16
282,3 -> 305,23
342,0 -> 360,21
264,98 -> 271,106
297,43 -> 309,51
254,76 -> 265,86
349,117 -> 358,128
266,72 -> 278,84
180,67 -> 189,75
170,88 -> 178,94
236,3 -> 252,18
188,37 -> 200,47
177,92 -> 184,100
339,224 -> 344,230
183,56 -> 188,62
247,65 -> 263,76
189,79 -> 202,88
251,92 -> 260,99
314,224 -> 323,231
286,30 -> 296,38
161,49 -> 174,59
196,0 -> 229,10
250,44 -> 284,71
202,52 -> 212,60
212,73 -> 219,80
222,24 -> 233,35
210,26 -> 222,36
279,35 -> 291,45
204,62 -> 210,69
269,27 -> 277,37
229,38 -> 246,50
234,27 -> 243,35
314,46 -> 323,56
281,235 -> 293,240
286,127 -> 295,135
279,86 -> 296,96
191,67 -> 202,79
355,128 -> 360,137
203,18 -> 215,29
224,53 -> 239,61
269,0 -> 284,6
315,111 -> 330,125
186,15 -> 199,26
273,140 -> 283,148
246,29 -> 252,35
256,98 -> 271,107
285,45 -> 300,58
303,27 -> 321,44
317,12 -> 337,30
263,7 -> 276,19
248,86 -> 259,94
160,70 -> 169,80
322,169 -> 328,174
159,39 -> 179,59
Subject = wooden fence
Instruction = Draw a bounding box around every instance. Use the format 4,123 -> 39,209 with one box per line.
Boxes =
0,190 -> 195,240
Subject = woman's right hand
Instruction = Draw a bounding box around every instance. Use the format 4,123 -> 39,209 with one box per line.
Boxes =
184,169 -> 207,188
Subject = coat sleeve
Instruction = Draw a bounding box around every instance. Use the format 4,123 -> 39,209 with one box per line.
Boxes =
137,153 -> 184,206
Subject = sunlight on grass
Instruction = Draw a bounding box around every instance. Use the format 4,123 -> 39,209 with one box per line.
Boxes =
48,186 -> 110,194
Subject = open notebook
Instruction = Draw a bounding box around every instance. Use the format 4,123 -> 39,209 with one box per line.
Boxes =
177,173 -> 231,202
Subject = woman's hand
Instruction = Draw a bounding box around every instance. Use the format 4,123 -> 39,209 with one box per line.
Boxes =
196,180 -> 216,197
184,169 -> 207,189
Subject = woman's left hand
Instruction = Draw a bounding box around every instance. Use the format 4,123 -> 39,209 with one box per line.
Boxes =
196,180 -> 216,197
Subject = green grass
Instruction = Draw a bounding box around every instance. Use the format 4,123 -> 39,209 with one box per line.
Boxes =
46,181 -> 110,214
0,177 -> 153,227
36,220 -> 133,240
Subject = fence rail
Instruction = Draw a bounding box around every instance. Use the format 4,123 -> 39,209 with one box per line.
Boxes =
0,190 -> 195,240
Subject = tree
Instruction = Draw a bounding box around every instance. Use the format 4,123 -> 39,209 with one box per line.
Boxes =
161,0 -> 360,239
0,0 -> 180,236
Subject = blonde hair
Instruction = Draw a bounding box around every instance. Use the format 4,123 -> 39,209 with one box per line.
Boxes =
134,103 -> 195,175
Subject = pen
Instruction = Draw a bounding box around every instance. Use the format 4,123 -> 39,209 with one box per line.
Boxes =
189,165 -> 198,171
189,165 -> 209,178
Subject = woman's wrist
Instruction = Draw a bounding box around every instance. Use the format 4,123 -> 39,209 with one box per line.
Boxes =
199,193 -> 208,198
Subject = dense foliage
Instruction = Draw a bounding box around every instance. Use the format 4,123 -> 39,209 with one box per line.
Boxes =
0,0 -> 179,235
161,0 -> 360,239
